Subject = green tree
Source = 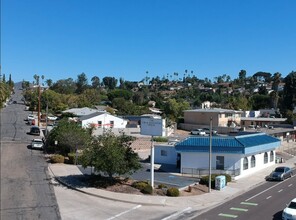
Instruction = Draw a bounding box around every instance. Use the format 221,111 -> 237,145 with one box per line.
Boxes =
51,78 -> 77,94
282,71 -> 296,112
76,72 -> 89,94
47,119 -> 92,155
164,98 -> 190,121
46,79 -> 53,87
103,77 -> 117,90
91,76 -> 100,89
80,131 -> 141,178
107,89 -> 133,102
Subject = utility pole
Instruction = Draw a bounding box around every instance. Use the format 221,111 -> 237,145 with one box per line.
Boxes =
208,117 -> 213,193
38,85 -> 41,127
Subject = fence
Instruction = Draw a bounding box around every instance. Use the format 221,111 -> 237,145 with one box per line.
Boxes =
181,167 -> 241,178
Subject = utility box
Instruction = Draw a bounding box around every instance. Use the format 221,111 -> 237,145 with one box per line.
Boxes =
215,175 -> 226,190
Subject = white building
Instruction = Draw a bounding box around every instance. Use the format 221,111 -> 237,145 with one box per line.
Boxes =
79,112 -> 128,129
155,133 -> 281,179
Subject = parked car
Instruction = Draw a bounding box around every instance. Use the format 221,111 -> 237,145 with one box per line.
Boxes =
31,139 -> 44,149
190,129 -> 206,136
202,128 -> 218,135
27,114 -> 35,121
266,166 -> 293,181
282,198 -> 296,220
30,126 -> 40,136
47,115 -> 58,121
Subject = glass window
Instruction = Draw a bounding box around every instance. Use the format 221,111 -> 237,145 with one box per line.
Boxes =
270,151 -> 274,162
243,157 -> 248,170
98,121 -> 102,127
110,121 -> 114,128
161,150 -> 167,156
264,152 -> 268,164
216,156 -> 224,170
251,155 -> 256,168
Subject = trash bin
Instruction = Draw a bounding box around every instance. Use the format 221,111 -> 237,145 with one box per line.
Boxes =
215,175 -> 226,190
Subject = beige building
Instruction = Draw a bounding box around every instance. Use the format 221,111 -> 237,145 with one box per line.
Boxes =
183,108 -> 243,128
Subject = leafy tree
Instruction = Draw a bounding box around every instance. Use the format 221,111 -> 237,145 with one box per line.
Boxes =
238,70 -> 246,86
103,76 -> 117,90
91,76 -> 100,89
46,79 -> 53,87
80,131 -> 141,178
76,72 -> 89,94
107,89 -> 133,102
46,119 -> 92,155
282,71 -> 296,112
250,94 -> 270,110
164,98 -> 190,121
22,80 -> 30,90
51,78 -> 77,94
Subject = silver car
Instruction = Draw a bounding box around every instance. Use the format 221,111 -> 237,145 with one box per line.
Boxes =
31,139 -> 44,150
266,166 -> 293,181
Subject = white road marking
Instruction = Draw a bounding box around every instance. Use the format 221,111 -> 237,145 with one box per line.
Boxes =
288,184 -> 293,187
266,196 -> 272,199
278,189 -> 283,192
245,181 -> 288,202
106,205 -> 142,220
161,207 -> 192,220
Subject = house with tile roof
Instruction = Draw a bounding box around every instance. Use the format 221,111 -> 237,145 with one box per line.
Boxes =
155,133 -> 281,179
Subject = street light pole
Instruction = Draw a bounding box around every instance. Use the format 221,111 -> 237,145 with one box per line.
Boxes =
150,135 -> 155,188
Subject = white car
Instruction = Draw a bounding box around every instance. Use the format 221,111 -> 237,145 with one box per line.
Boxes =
27,114 -> 35,121
191,129 -> 206,136
47,116 -> 58,121
31,139 -> 44,149
282,198 -> 296,220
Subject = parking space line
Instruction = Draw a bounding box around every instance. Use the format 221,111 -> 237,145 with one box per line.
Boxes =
266,196 -> 272,199
278,189 -> 283,192
240,202 -> 258,206
288,184 -> 292,187
161,207 -> 192,220
230,207 -> 248,212
106,205 -> 142,220
218,213 -> 238,218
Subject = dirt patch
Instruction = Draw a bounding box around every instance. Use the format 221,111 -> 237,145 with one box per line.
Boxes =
79,175 -> 208,197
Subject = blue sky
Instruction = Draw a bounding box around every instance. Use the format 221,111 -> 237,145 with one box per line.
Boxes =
1,0 -> 296,84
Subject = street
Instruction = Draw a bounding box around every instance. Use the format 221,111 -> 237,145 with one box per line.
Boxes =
196,175 -> 296,220
0,87 -> 61,220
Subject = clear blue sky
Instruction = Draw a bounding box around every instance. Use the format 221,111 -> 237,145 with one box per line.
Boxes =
2,0 -> 296,84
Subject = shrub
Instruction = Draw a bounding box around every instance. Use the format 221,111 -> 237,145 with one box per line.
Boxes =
132,181 -> 149,191
166,187 -> 180,197
199,174 -> 231,189
158,184 -> 167,189
141,184 -> 153,194
153,136 -> 168,142
67,153 -> 75,164
50,154 -> 65,163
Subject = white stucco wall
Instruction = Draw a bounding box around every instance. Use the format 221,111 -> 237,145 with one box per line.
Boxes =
81,113 -> 127,129
180,152 -> 241,171
236,150 -> 275,179
179,150 -> 276,178
154,145 -> 178,165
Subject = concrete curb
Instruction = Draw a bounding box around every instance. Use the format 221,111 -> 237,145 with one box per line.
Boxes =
48,164 -> 168,206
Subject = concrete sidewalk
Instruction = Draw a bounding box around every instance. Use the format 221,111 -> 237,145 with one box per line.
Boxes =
48,154 -> 296,211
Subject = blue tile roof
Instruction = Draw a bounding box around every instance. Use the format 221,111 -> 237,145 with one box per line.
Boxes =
175,133 -> 280,155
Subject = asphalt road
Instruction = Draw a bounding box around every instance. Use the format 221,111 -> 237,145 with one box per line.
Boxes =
0,86 -> 61,220
195,175 -> 296,220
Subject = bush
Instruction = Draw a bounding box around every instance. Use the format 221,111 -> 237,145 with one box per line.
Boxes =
158,184 -> 167,189
153,137 -> 168,142
141,184 -> 153,194
166,187 -> 180,197
50,154 -> 65,163
132,181 -> 149,191
199,174 -> 231,189
67,153 -> 75,164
